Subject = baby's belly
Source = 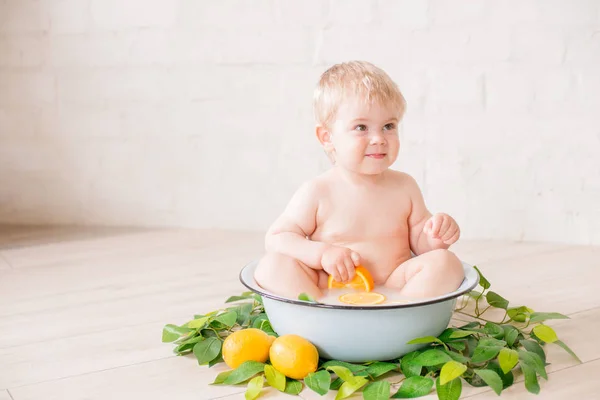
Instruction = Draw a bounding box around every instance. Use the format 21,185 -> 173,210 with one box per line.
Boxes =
328,238 -> 412,285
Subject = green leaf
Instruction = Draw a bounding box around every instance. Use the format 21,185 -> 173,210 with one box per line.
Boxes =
212,370 -> 233,385
519,339 -> 546,363
304,370 -> 330,395
400,351 -> 422,378
178,334 -> 204,346
407,336 -> 445,345
173,342 -> 195,355
335,376 -> 368,400
237,303 -> 254,325
507,306 -> 532,322
193,337 -> 221,365
520,361 -> 540,394
465,336 -> 478,357
486,291 -> 509,309
467,290 -> 482,299
435,376 -> 462,400
392,376 -> 434,398
208,353 -> 223,367
483,322 -> 504,339
264,365 -> 286,392
215,311 -> 237,328
226,294 -> 253,303
502,325 -> 519,347
224,361 -> 266,385
532,325 -> 558,343
326,366 -> 356,383
440,361 -> 467,385
162,324 -> 192,343
330,377 -> 343,390
470,338 -> 505,364
365,361 -> 398,378
443,349 -> 469,364
284,379 -> 303,395
363,381 -> 391,400
321,360 -> 367,373
449,330 -> 479,339
458,321 -> 481,330
518,350 -> 548,380
487,361 -> 514,389
473,369 -> 503,395
497,348 -> 519,374
473,266 -> 490,290
529,312 -> 569,324
245,376 -> 263,400
555,339 -> 582,363
447,341 -> 466,351
298,292 -> 317,302
186,316 -> 209,329
412,349 -> 452,366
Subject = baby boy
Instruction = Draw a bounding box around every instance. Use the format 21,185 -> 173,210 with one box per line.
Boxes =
255,61 -> 464,300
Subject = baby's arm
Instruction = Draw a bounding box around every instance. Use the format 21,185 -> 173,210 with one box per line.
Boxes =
405,175 -> 460,255
264,181 -> 329,270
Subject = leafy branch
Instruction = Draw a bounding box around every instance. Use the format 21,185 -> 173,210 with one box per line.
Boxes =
162,266 -> 580,399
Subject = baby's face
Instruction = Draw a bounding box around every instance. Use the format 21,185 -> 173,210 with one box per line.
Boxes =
328,97 -> 400,175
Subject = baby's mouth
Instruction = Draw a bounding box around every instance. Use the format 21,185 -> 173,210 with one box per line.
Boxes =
365,153 -> 386,159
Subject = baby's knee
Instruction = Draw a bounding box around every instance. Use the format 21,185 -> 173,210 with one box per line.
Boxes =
429,249 -> 464,279
254,252 -> 304,284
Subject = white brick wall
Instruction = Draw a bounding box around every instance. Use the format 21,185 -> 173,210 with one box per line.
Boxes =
0,0 -> 599,245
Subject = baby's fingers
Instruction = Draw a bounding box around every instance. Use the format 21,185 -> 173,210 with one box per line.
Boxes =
344,258 -> 356,282
337,262 -> 348,282
438,216 -> 451,237
443,227 -> 460,245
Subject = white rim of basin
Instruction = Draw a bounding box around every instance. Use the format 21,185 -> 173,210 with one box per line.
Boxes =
239,260 -> 480,310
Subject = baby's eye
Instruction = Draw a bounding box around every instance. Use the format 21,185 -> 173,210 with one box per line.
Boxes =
354,124 -> 368,132
383,123 -> 396,131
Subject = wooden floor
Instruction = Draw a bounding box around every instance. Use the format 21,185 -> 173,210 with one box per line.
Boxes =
1,226 -> 598,400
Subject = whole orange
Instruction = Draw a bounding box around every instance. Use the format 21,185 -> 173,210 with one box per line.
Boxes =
222,328 -> 275,369
269,334 -> 319,379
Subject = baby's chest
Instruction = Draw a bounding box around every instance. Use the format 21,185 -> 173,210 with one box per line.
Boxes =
317,194 -> 410,238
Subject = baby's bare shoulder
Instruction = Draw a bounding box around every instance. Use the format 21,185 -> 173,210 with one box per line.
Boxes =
386,170 -> 420,191
291,171 -> 332,203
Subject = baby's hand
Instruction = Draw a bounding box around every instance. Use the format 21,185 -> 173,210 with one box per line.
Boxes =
321,246 -> 361,283
423,213 -> 460,245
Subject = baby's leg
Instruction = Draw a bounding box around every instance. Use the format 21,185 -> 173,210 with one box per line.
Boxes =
385,249 -> 464,298
254,252 -> 328,300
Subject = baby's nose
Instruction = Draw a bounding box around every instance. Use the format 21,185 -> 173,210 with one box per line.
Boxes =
370,132 -> 386,144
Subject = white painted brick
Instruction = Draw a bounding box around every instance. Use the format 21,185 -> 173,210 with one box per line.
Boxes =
462,27 -> 512,63
0,0 -> 49,33
37,104 -> 122,138
55,68 -> 176,106
0,107 -> 39,137
214,29 -> 315,65
41,0 -> 90,34
275,0 -> 329,27
487,0 -> 540,25
484,66 -> 535,112
0,34 -> 45,67
429,0 -> 487,25
572,67 -> 600,113
179,0 -> 276,28
378,0 -> 429,29
511,26 -> 566,64
90,0 -> 177,29
536,0 -> 598,25
317,27 -> 415,66
48,33 -> 129,67
565,29 -> 600,66
530,67 -> 575,114
328,0 -> 375,25
426,67 -> 484,112
406,29 -> 471,66
127,30 -> 171,66
0,71 -> 55,106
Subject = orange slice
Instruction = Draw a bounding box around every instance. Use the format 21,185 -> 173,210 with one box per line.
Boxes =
327,266 -> 375,292
339,292 -> 386,305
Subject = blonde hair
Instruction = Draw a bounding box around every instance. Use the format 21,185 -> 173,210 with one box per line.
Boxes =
313,61 -> 407,128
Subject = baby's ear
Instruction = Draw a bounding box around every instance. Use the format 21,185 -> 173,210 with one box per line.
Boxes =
315,125 -> 334,152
